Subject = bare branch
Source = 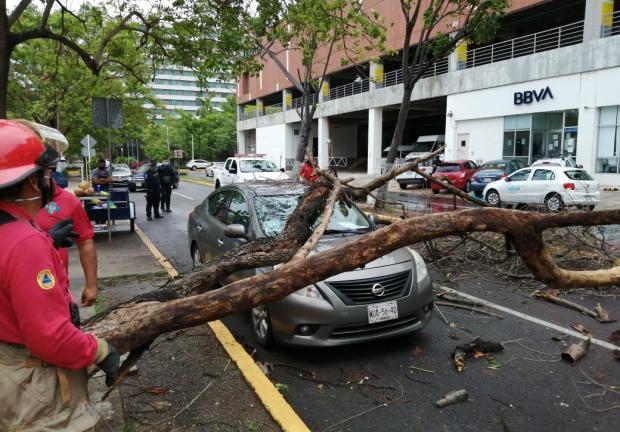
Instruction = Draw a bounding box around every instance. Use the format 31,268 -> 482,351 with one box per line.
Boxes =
7,0 -> 32,27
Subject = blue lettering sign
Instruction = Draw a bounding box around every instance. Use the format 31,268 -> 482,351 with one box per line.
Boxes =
514,86 -> 553,105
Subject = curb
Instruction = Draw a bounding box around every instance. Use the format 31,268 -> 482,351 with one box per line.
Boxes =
134,223 -> 310,432
181,178 -> 214,187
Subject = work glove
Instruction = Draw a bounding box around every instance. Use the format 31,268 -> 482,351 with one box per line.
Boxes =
95,338 -> 121,387
48,219 -> 79,248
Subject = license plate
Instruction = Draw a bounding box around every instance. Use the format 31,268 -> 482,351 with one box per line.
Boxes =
483,177 -> 492,183
367,301 -> 398,324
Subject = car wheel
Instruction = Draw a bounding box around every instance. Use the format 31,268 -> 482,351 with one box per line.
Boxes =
130,219 -> 135,232
485,189 -> 501,207
587,205 -> 595,211
251,305 -> 274,348
474,191 -> 483,198
191,244 -> 202,268
215,180 -> 221,189
191,165 -> 197,171
128,186 -> 136,192
464,181 -> 471,193
399,183 -> 407,190
545,194 -> 564,212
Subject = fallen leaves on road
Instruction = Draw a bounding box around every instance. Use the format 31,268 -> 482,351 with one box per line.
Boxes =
561,338 -> 590,364
146,387 -> 169,395
571,323 -> 591,335
452,338 -> 504,372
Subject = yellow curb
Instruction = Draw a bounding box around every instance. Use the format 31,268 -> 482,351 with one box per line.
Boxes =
181,177 -> 214,187
134,223 -> 309,432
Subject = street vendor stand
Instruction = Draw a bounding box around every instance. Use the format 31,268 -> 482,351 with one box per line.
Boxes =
80,188 -> 136,241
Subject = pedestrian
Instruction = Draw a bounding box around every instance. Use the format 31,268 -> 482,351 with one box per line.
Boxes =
0,120 -> 119,431
158,159 -> 176,213
36,174 -> 99,307
145,160 -> 163,221
300,158 -> 319,182
91,158 -> 112,191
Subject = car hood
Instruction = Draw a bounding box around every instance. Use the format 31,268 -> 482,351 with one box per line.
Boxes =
312,234 -> 412,269
242,171 -> 289,180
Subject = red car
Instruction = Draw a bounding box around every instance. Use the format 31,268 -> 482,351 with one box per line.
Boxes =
431,160 -> 479,194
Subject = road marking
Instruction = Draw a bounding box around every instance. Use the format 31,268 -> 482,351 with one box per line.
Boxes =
172,191 -> 194,200
134,223 -> 310,432
439,286 -> 620,351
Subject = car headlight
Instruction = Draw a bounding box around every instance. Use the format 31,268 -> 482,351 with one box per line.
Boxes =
407,247 -> 429,284
293,285 -> 322,299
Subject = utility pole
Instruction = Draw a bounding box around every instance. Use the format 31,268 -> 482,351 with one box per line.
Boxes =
191,134 -> 195,161
166,125 -> 170,150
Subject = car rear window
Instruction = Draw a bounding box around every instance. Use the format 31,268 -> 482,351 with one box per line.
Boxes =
481,162 -> 507,170
564,170 -> 594,181
436,164 -> 461,173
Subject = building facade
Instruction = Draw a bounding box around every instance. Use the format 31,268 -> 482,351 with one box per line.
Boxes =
145,66 -> 236,120
236,0 -> 620,183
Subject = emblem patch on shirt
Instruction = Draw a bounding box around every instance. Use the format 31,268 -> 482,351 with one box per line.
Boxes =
37,269 -> 56,290
46,201 -> 60,215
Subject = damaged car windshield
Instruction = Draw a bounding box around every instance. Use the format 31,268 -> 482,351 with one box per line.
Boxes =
254,195 -> 371,237
240,159 -> 278,172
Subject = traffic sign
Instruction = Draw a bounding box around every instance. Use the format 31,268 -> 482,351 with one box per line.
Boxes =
173,149 -> 184,159
80,134 -> 97,149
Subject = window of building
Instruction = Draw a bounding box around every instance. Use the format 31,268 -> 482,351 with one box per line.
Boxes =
596,106 -> 620,173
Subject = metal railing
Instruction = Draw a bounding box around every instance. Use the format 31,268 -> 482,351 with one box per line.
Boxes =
259,102 -> 283,116
241,107 -> 257,120
602,11 -> 620,38
326,79 -> 370,101
290,94 -> 318,110
381,57 -> 449,88
328,157 -> 348,167
465,20 -> 584,69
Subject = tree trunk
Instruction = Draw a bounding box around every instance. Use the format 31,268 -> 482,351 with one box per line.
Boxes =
85,208 -> 620,355
0,27 -> 13,119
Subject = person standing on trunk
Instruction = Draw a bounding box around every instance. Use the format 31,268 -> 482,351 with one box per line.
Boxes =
158,160 -> 175,213
0,120 -> 119,431
144,161 -> 163,221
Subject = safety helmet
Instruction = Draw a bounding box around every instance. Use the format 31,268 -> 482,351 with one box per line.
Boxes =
0,120 -> 59,190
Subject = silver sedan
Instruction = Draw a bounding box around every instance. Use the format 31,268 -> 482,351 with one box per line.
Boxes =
187,181 -> 433,347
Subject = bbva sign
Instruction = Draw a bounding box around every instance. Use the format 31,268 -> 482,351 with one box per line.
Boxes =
514,86 -> 554,105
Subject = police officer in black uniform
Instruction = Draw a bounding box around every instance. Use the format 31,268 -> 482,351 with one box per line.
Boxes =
144,161 -> 163,221
157,160 -> 176,213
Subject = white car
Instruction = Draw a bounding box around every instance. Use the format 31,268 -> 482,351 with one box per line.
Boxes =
482,166 -> 599,211
531,157 -> 580,168
111,164 -> 132,186
186,159 -> 210,170
205,162 -> 225,177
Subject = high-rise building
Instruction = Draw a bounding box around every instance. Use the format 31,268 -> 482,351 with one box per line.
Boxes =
144,66 -> 236,120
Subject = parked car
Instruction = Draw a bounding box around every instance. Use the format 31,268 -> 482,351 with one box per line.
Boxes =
205,162 -> 225,177
395,135 -> 445,189
186,159 -> 210,170
112,164 -> 132,187
213,156 -> 288,189
187,181 -> 434,348
483,166 -> 599,211
431,160 -> 478,194
531,157 -> 580,168
128,165 -> 178,191
470,159 -> 528,197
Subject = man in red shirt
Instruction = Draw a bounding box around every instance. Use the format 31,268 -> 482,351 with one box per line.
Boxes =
300,158 -> 319,182
36,180 -> 98,306
0,120 -> 119,431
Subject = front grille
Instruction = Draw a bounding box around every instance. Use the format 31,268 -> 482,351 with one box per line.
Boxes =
330,314 -> 419,339
326,270 -> 411,305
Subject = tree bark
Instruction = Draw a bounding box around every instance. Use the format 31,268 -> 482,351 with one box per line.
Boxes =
85,208 -> 620,355
0,16 -> 13,119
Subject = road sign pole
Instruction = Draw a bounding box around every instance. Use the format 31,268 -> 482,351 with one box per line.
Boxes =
106,97 -> 112,162
192,134 -> 195,161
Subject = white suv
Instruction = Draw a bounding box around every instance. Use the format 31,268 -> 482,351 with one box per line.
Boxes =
186,159 -> 210,170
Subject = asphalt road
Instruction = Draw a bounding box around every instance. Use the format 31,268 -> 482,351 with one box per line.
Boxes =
131,177 -> 620,432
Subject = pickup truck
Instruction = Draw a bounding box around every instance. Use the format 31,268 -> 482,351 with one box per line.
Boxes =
213,155 -> 289,188
395,135 -> 444,190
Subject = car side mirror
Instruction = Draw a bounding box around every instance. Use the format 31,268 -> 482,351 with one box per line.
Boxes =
225,224 -> 246,238
577,164 -> 583,169
229,167 -> 237,174
504,177 -> 511,182
280,168 -> 285,173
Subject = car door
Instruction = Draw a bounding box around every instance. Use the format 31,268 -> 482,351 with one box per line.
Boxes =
200,190 -> 231,261
220,191 -> 253,283
529,168 -> 556,205
503,168 -> 531,204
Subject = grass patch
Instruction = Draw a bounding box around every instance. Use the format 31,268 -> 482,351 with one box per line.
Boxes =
244,419 -> 259,432
94,294 -> 108,315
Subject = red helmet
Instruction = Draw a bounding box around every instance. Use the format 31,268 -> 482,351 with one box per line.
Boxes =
0,120 -> 58,190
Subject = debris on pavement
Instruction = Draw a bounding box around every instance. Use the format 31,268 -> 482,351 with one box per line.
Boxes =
435,389 -> 468,408
561,338 -> 591,364
610,330 -> 620,345
436,292 -> 482,307
571,323 -> 591,335
452,338 -> 504,371
435,301 -> 503,319
533,290 -> 616,323
552,334 -> 568,342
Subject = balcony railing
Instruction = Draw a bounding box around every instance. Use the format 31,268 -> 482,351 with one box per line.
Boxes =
381,57 -> 449,88
464,20 -> 584,69
290,94 -> 318,110
602,10 -> 620,38
326,79 -> 370,101
259,102 -> 283,116
241,107 -> 257,120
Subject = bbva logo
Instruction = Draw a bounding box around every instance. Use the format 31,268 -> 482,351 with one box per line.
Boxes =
514,86 -> 553,105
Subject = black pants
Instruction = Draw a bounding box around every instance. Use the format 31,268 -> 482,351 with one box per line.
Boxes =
146,191 -> 161,217
160,185 -> 172,211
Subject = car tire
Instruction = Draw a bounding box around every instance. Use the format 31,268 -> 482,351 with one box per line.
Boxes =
464,181 -> 471,193
485,189 -> 501,207
128,186 -> 136,192
251,305 -> 275,348
431,188 -> 439,194
399,183 -> 407,190
545,193 -> 564,212
191,166 -> 197,171
130,219 -> 135,232
474,191 -> 483,198
587,205 -> 595,211
191,244 -> 202,268
215,180 -> 221,189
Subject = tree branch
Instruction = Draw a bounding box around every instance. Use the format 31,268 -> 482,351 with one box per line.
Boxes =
7,0 -> 31,27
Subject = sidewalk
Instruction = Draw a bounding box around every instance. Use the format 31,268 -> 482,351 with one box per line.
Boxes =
69,229 -> 280,431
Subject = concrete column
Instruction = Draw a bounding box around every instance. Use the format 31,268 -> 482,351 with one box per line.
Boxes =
256,98 -> 264,117
449,41 -> 468,71
237,104 -> 245,121
584,0 -> 615,41
367,107 -> 383,175
318,117 -> 330,169
237,130 -> 246,154
284,123 -> 294,170
319,79 -> 330,102
369,61 -> 384,90
283,89 -> 293,111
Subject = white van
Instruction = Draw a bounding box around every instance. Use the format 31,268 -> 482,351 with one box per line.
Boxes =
395,135 -> 445,190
